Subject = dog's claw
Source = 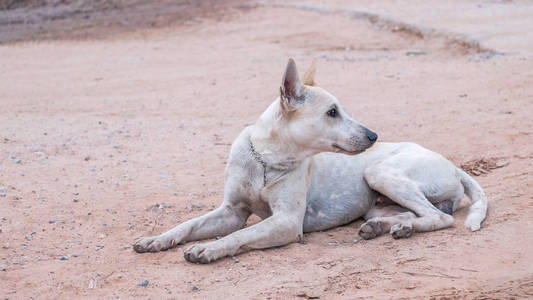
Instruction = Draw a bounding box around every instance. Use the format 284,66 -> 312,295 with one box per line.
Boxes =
358,220 -> 383,240
390,223 -> 413,239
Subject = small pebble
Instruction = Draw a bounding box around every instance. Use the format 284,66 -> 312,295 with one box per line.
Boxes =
60,254 -> 72,260
138,280 -> 148,287
9,289 -> 16,294
353,239 -> 359,243
0,186 -> 7,191
53,178 -> 59,182
12,195 -> 19,200
192,286 -> 199,292
195,202 -> 203,210
49,219 -> 63,224
0,193 -> 6,197
13,158 -> 21,164
73,198 -> 79,202
186,205 -> 193,211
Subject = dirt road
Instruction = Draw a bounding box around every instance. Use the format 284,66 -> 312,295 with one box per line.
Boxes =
1,0 -> 532,298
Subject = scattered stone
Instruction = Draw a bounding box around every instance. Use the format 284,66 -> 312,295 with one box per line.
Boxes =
353,239 -> 359,244
25,232 -> 36,241
138,280 -> 149,287
3,242 -> 9,249
53,178 -> 59,182
49,219 -> 63,224
0,264 -> 6,271
12,195 -> 19,200
73,192 -> 79,196
60,254 -> 72,260
192,286 -> 199,292
195,202 -> 203,210
0,193 -> 6,197
88,279 -> 96,289
13,158 -> 21,164
73,198 -> 79,203
406,51 -> 428,56
9,289 -> 16,294
0,186 -> 7,192
231,256 -> 239,263
177,247 -> 183,252
186,205 -> 193,211
116,274 -> 124,279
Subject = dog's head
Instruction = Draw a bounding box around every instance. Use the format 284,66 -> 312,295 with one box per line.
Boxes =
278,58 -> 377,155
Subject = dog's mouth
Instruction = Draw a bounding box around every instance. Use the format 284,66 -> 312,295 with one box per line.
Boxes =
332,144 -> 362,155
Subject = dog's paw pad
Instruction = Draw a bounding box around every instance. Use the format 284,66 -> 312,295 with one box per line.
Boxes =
390,223 -> 413,239
358,220 -> 383,240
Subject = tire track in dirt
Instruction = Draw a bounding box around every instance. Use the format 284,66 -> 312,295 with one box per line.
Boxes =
260,1 -> 498,56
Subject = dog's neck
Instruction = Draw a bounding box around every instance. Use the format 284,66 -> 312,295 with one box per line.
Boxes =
249,99 -> 317,171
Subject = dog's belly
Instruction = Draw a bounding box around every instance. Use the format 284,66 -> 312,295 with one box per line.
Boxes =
303,152 -> 377,232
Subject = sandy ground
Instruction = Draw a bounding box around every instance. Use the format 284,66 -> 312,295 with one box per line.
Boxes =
1,0 -> 533,299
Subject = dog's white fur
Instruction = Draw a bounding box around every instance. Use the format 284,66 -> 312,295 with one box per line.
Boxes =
133,59 -> 487,263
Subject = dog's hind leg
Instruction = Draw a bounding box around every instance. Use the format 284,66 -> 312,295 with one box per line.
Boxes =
358,205 -> 416,240
363,159 -> 456,237
133,204 -> 250,253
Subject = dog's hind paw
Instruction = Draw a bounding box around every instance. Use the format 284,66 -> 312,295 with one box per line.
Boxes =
133,236 -> 170,253
390,223 -> 413,239
358,220 -> 383,240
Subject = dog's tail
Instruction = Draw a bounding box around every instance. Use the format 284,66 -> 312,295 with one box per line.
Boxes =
457,168 -> 488,231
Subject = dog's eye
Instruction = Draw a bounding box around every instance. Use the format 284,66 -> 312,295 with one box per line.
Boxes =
326,108 -> 337,118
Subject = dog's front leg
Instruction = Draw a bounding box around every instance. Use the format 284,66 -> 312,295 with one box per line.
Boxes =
184,171 -> 309,263
184,210 -> 304,263
134,204 -> 249,253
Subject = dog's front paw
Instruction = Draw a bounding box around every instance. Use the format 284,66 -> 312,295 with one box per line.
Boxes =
390,223 -> 413,239
184,243 -> 219,264
358,220 -> 383,240
133,236 -> 171,253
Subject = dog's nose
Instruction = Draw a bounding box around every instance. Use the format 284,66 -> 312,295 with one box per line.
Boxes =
366,129 -> 378,142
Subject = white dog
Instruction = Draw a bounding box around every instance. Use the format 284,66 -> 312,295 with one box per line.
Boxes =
134,59 -> 487,263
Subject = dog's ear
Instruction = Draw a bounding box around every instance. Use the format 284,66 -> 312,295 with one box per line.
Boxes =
280,58 -> 304,111
302,58 -> 317,86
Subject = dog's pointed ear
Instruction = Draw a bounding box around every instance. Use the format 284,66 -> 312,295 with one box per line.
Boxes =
280,58 -> 303,111
302,58 -> 317,86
